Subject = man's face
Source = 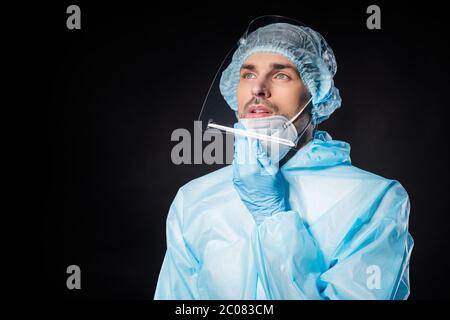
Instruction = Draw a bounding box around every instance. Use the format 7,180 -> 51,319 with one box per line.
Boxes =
237,53 -> 310,124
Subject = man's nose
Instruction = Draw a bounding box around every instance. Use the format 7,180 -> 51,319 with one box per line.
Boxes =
251,80 -> 271,98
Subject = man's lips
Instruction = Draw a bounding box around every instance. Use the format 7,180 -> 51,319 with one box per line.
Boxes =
244,104 -> 274,118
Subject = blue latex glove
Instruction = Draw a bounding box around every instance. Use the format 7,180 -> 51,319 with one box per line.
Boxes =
232,122 -> 289,224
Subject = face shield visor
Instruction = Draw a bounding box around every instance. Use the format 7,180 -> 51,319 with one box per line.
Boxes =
198,15 -> 314,163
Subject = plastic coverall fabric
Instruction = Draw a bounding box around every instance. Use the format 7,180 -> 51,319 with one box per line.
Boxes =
154,130 -> 413,300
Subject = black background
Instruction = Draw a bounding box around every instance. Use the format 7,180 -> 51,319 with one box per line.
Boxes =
5,1 -> 449,300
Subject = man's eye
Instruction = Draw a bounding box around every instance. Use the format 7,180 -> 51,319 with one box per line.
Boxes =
242,73 -> 256,80
275,73 -> 290,80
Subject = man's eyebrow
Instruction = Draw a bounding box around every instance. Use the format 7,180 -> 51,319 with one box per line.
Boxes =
270,63 -> 298,72
240,63 -> 298,72
240,64 -> 256,71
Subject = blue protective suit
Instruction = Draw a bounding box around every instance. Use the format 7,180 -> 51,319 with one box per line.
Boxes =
154,130 -> 413,299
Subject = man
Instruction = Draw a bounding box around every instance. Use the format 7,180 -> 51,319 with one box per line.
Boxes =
154,19 -> 413,299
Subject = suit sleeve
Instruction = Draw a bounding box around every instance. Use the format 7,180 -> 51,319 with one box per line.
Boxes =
154,190 -> 200,300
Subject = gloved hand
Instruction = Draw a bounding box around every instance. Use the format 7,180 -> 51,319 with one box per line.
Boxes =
232,122 -> 289,224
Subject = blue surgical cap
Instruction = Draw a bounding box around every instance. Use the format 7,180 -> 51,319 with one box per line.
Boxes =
219,23 -> 342,124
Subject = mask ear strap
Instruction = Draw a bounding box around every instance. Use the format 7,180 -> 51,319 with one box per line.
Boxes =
284,96 -> 313,128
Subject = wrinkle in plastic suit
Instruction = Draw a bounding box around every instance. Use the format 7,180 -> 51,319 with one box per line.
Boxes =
154,131 -> 413,300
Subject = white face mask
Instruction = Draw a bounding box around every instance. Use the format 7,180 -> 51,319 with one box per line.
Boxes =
238,97 -> 313,163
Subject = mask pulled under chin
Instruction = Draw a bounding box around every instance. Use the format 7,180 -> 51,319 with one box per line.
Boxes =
239,115 -> 298,164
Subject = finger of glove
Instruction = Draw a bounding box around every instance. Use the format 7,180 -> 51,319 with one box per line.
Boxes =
233,123 -> 258,166
255,139 -> 279,177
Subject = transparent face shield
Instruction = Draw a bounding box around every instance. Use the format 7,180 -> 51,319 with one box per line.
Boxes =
198,15 -> 312,162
